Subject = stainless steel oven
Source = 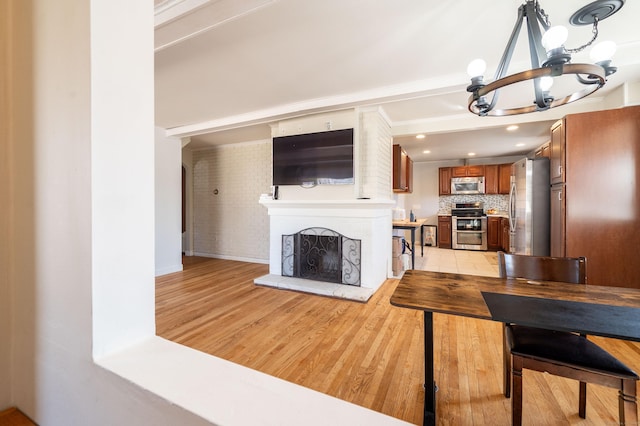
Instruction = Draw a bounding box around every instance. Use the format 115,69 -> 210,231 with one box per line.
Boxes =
451,202 -> 487,251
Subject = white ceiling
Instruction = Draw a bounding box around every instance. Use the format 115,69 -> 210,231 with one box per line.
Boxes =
154,0 -> 640,162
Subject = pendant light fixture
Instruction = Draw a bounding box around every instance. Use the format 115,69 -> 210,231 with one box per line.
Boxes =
466,0 -> 623,117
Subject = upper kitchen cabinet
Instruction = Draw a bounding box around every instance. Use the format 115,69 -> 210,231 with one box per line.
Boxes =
452,165 -> 485,177
484,165 -> 499,194
439,167 -> 451,195
393,144 -> 413,193
485,163 -> 512,194
550,119 -> 565,184
499,163 -> 511,194
535,142 -> 550,158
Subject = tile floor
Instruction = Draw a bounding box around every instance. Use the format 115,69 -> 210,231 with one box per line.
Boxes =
413,247 -> 499,277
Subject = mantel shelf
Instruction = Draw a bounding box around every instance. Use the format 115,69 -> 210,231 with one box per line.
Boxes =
259,198 -> 395,210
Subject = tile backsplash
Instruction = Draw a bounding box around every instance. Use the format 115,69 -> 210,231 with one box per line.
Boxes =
439,194 -> 509,214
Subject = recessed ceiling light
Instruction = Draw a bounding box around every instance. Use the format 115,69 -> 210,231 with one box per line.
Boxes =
468,152 -> 476,156
416,134 -> 426,139
423,150 -> 431,154
507,125 -> 519,131
516,143 -> 525,147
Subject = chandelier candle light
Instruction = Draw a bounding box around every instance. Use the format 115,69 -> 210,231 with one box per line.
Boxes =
466,0 -> 623,116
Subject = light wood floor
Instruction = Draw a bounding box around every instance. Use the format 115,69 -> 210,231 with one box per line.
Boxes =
0,408 -> 35,426
156,254 -> 640,425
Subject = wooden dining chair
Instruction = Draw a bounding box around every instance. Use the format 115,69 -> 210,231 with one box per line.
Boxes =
498,251 -> 639,426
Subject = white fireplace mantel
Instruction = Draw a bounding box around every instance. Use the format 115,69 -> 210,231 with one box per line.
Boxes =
259,198 -> 395,214
257,197 -> 395,301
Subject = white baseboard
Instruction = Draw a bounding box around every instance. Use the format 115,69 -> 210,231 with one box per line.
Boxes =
155,264 -> 183,277
191,252 -> 269,264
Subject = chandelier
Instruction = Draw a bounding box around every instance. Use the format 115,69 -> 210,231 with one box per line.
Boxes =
466,0 -> 623,117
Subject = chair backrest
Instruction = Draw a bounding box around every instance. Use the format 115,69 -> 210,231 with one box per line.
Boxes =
497,251 -> 586,284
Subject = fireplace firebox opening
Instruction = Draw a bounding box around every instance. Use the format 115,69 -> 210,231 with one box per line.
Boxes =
282,227 -> 361,286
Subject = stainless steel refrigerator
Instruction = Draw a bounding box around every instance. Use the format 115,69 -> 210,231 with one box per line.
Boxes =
508,157 -> 550,255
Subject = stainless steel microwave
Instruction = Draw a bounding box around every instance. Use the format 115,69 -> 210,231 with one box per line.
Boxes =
451,176 -> 485,194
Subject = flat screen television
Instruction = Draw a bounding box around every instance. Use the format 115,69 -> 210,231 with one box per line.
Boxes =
272,128 -> 354,186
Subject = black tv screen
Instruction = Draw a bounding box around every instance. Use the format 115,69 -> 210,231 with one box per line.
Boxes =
272,128 -> 354,186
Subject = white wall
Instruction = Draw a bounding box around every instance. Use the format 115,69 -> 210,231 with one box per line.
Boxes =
0,0 -> 11,406
396,161 -> 444,226
3,0 -> 207,423
155,127 -> 183,276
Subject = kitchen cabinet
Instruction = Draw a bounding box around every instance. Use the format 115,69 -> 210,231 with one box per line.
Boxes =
406,156 -> 413,193
393,144 -> 413,193
485,163 -> 512,195
499,163 -> 512,194
551,105 -> 640,288
501,217 -> 510,252
487,216 -> 502,250
484,165 -> 499,194
550,184 -> 565,257
452,165 -> 485,177
438,216 -> 452,249
535,142 -> 551,159
438,167 -> 451,195
550,119 -> 565,185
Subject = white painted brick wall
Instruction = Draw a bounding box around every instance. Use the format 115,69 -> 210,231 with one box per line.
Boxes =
358,107 -> 392,199
192,141 -> 271,262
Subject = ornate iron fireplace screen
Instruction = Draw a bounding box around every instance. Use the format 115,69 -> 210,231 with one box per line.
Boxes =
281,227 -> 361,286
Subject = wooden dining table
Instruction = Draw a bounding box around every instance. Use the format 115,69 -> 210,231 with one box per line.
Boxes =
390,269 -> 640,426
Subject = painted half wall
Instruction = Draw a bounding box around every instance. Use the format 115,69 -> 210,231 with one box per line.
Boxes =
155,127 -> 183,276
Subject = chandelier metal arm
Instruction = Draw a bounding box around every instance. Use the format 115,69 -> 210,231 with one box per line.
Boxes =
494,5 -> 525,81
468,63 -> 606,116
524,0 -> 552,109
525,1 -> 548,69
482,4 -> 526,113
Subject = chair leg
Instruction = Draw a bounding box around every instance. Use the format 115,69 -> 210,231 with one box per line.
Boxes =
579,381 -> 587,418
511,356 -> 523,426
503,326 -> 511,398
619,379 -> 638,426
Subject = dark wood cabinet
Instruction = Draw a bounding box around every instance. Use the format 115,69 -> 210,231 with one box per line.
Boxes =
485,163 -> 512,195
499,163 -> 512,194
550,184 -> 565,257
487,216 -> 502,250
393,144 -> 413,193
501,217 -> 510,252
535,142 -> 551,158
393,144 -> 407,192
484,165 -> 499,194
406,156 -> 413,193
438,216 -> 452,249
439,167 -> 451,195
552,106 -> 640,288
452,165 -> 485,177
550,119 -> 565,185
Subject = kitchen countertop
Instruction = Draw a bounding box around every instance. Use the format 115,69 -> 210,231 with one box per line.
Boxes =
486,213 -> 509,218
438,211 -> 509,218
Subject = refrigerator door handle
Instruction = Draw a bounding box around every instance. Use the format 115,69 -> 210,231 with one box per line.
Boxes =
508,179 -> 517,233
